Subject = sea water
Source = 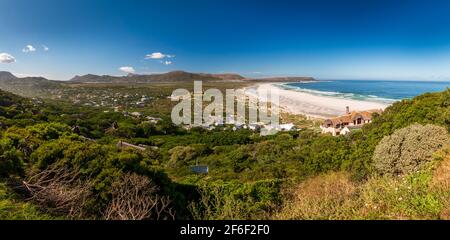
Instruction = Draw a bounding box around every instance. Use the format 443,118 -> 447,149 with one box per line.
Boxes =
282,80 -> 450,104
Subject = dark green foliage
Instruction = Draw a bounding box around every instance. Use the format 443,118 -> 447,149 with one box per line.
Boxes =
0,141 -> 24,177
189,180 -> 284,220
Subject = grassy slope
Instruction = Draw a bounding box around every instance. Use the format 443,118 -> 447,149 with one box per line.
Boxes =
276,148 -> 450,220
0,183 -> 55,220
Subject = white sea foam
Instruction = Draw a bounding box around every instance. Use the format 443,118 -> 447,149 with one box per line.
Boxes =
276,83 -> 397,104
245,83 -> 392,119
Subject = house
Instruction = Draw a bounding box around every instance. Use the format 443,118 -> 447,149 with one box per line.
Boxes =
278,123 -> 295,131
248,123 -> 262,131
183,125 -> 193,130
140,96 -> 149,102
203,115 -> 224,126
116,140 -> 147,151
145,116 -> 162,124
136,101 -> 145,107
130,112 -> 142,117
321,107 -> 382,136
232,122 -> 245,131
340,126 -> 351,135
191,165 -> 209,174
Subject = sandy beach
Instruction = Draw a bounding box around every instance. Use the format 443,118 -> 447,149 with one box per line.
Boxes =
245,83 -> 390,119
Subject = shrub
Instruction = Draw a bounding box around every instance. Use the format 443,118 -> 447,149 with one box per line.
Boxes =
30,138 -> 72,169
104,173 -> 175,220
167,144 -> 208,167
0,138 -> 24,177
0,183 -> 55,220
189,180 -> 283,220
22,164 -> 92,219
372,124 -> 449,177
26,122 -> 72,141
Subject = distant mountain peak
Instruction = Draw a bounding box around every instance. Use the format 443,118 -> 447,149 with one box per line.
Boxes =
0,71 -> 17,80
70,74 -> 98,80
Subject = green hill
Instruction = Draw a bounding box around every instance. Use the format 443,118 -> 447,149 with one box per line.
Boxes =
0,87 -> 448,220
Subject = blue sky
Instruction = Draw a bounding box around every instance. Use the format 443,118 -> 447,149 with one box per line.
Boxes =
1,0 -> 450,80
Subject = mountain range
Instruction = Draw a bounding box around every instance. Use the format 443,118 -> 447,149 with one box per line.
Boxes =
0,70 -> 315,97
69,71 -> 247,83
0,71 -> 61,96
1,70 -> 315,83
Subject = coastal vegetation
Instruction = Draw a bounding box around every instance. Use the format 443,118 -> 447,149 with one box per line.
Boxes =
372,124 -> 449,177
0,78 -> 449,219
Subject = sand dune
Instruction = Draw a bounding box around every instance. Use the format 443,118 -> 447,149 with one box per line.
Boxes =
245,83 -> 390,119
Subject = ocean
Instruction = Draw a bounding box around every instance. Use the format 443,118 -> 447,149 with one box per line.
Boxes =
281,80 -> 450,104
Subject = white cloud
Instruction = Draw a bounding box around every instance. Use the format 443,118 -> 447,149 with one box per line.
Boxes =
145,52 -> 175,59
0,53 -> 16,63
163,60 -> 172,65
145,52 -> 166,59
22,45 -> 36,53
43,45 -> 49,51
119,66 -> 135,74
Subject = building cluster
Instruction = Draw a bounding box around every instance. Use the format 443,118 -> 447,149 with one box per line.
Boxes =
320,107 -> 382,136
49,88 -> 154,110
181,114 -> 297,132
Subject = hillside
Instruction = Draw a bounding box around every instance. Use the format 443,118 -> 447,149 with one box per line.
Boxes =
0,71 -> 315,99
0,71 -> 17,81
0,72 -> 61,97
69,71 -> 316,83
0,85 -> 449,220
70,71 -> 246,83
0,88 -> 60,127
0,88 -> 33,120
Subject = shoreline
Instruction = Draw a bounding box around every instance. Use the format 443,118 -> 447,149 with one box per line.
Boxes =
245,82 -> 391,119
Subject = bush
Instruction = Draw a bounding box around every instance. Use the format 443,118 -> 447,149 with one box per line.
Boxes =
104,173 -> 175,220
189,180 -> 283,220
372,124 -> 449,177
0,183 -> 55,220
167,144 -> 209,167
30,138 -> 72,169
0,138 -> 24,177
26,122 -> 72,141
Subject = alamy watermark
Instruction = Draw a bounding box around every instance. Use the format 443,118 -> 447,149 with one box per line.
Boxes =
170,81 -> 280,135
